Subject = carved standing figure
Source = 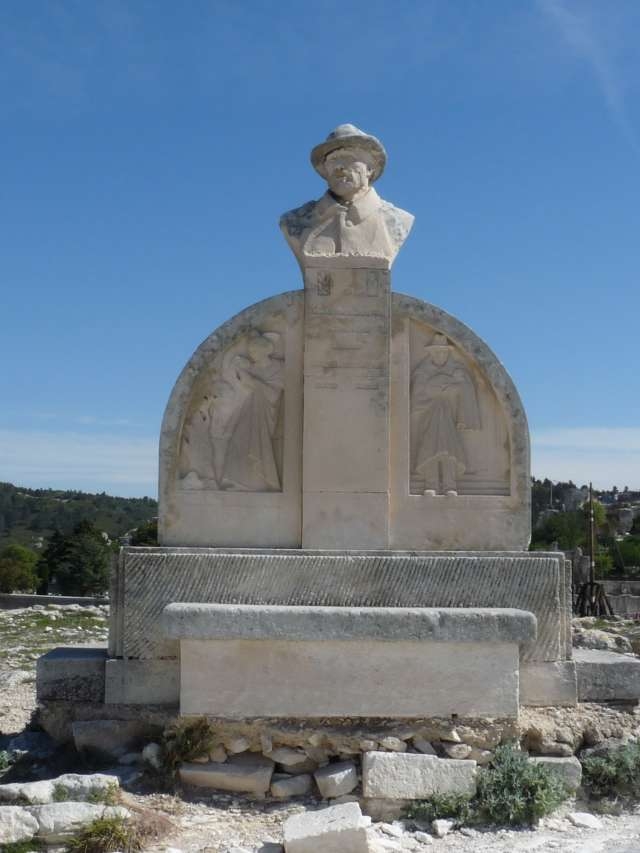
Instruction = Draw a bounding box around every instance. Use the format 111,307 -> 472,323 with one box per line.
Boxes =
218,331 -> 284,491
280,124 -> 414,265
411,334 -> 481,496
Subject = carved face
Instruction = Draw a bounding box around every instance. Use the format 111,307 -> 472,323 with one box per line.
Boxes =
324,148 -> 373,200
247,335 -> 274,363
430,347 -> 450,367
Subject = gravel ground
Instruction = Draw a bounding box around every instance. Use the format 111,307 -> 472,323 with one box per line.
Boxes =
1,603 -> 640,852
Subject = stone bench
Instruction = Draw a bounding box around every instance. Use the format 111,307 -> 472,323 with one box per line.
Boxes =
162,603 -> 537,719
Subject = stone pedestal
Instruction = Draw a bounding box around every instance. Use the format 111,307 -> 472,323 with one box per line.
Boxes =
303,258 -> 391,548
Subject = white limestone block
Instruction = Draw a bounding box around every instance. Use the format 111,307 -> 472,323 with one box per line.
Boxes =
27,803 -> 130,843
362,752 -> 477,800
568,812 -> 602,829
179,760 -> 274,795
529,756 -> 582,792
314,761 -> 358,798
0,806 -> 39,844
270,774 -> 312,798
283,802 -> 370,853
0,773 -> 119,805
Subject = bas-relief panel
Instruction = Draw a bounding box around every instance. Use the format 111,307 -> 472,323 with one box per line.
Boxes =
178,327 -> 285,493
408,321 -> 511,497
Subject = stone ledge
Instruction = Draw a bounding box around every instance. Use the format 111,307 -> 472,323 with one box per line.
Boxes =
162,603 -> 537,644
36,647 -> 106,703
574,647 -> 640,702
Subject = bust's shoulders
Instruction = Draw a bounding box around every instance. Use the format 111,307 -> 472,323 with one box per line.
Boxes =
379,198 -> 415,248
279,199 -> 320,239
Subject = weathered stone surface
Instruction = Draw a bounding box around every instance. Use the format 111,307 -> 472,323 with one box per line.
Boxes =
432,818 -> 455,837
142,742 -> 163,770
528,756 -> 582,792
27,803 -> 130,843
362,752 -> 477,799
104,657 -> 179,705
0,806 -> 39,844
412,737 -> 436,755
519,661 -> 578,706
177,635 -> 521,718
283,802 -> 370,853
568,812 -> 603,829
0,773 -> 119,805
178,759 -> 274,796
163,603 -> 536,645
36,647 -> 106,702
72,719 -> 151,758
574,648 -> 640,702
314,761 -> 358,798
112,549 -> 567,665
270,773 -> 312,798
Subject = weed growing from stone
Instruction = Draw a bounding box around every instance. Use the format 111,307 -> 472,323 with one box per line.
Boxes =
0,749 -> 9,769
65,815 -> 142,853
53,782 -> 71,801
87,782 -> 120,806
405,744 -> 569,829
2,841 -> 44,853
582,742 -> 640,799
162,716 -> 216,778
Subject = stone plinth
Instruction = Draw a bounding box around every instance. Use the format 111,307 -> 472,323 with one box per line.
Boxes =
164,604 -> 535,718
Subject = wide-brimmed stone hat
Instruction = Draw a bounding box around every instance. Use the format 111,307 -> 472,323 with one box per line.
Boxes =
311,124 -> 387,182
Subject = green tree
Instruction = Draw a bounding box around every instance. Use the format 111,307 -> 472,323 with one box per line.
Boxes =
129,519 -> 158,546
46,521 -> 111,595
0,543 -> 38,593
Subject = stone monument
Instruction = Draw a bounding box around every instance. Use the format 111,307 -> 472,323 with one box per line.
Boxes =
41,124 -> 584,723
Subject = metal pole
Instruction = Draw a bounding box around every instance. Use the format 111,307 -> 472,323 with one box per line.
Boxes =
589,482 -> 596,591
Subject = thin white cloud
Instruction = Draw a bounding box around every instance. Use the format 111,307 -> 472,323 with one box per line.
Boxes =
0,430 -> 157,497
532,426 -> 640,489
538,0 -> 638,151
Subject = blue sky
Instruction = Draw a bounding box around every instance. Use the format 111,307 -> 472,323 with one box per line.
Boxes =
1,0 -> 639,497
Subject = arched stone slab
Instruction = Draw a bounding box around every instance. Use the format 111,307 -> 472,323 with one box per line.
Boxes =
159,290 -> 530,550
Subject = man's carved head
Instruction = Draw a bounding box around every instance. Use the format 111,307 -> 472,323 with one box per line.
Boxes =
311,124 -> 386,191
324,148 -> 374,201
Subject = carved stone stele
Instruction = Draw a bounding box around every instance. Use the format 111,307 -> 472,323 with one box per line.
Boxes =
159,291 -> 530,550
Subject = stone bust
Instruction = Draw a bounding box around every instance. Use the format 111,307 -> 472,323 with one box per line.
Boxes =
280,124 -> 414,266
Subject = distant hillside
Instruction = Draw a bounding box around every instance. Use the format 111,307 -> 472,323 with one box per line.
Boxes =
0,482 -> 157,548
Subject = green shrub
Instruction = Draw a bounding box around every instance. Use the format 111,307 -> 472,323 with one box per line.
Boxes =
3,841 -> 43,853
162,717 -> 216,777
0,749 -> 10,769
65,815 -> 141,853
406,792 -> 475,825
476,744 -> 568,826
582,742 -> 640,799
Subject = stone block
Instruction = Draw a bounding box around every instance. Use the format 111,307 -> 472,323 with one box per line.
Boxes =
528,757 -> 582,792
574,648 -> 640,702
0,773 -> 119,805
27,803 -> 130,843
112,549 -> 566,664
362,752 -> 477,799
72,720 -> 151,759
519,661 -> 577,706
314,761 -> 358,798
270,773 -> 312,798
0,806 -> 39,844
36,647 -> 106,703
104,657 -> 179,705
177,636 -> 520,718
283,802 -> 370,853
179,759 -> 274,796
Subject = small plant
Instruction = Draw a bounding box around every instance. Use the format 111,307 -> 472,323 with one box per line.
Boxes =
65,815 -> 142,853
582,741 -> 640,799
0,749 -> 10,769
476,743 -> 568,826
53,783 -> 71,801
406,792 -> 475,825
87,782 -> 120,806
162,717 -> 217,777
3,841 -> 43,853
